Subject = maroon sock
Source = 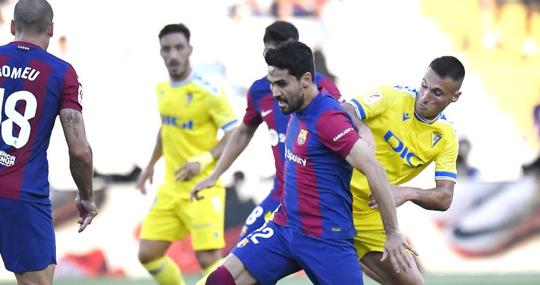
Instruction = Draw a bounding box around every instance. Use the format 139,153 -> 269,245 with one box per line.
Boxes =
206,266 -> 236,285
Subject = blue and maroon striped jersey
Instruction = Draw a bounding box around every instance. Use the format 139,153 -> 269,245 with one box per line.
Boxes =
0,41 -> 82,203
242,73 -> 340,201
273,93 -> 360,239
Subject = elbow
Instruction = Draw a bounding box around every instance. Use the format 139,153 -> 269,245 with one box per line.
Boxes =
437,191 -> 453,211
69,145 -> 92,163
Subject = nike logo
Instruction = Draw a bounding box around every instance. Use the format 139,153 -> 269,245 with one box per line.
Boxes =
402,112 -> 410,121
261,109 -> 273,117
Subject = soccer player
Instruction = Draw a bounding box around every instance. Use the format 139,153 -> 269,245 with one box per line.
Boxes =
135,23 -> 238,285
195,21 -> 340,244
343,56 -> 465,284
194,41 -> 414,285
0,1 -> 97,284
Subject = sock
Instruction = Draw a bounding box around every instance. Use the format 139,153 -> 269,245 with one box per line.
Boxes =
196,258 -> 224,285
203,258 -> 224,275
143,256 -> 185,285
206,266 -> 236,285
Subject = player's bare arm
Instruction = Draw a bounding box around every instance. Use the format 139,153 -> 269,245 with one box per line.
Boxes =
346,138 -> 417,273
176,126 -> 237,181
136,129 -> 162,194
369,179 -> 454,211
342,102 -> 375,152
191,123 -> 257,200
59,108 -> 97,232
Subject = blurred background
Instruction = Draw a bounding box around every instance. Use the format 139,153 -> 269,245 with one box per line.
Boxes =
1,0 -> 540,284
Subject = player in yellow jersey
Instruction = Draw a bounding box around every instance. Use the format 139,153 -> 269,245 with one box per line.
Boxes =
343,56 -> 465,285
135,23 -> 238,285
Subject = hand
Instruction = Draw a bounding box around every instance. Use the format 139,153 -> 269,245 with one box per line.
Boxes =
381,231 -> 418,274
368,185 -> 408,209
136,166 -> 155,195
175,161 -> 201,181
191,176 -> 217,201
75,196 -> 98,233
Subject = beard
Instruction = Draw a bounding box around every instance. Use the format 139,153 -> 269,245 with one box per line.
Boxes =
277,92 -> 305,115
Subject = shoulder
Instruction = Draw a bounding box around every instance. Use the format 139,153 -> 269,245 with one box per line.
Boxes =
41,51 -> 73,72
248,75 -> 270,94
391,85 -> 419,98
191,73 -> 220,96
319,93 -> 342,108
360,85 -> 416,105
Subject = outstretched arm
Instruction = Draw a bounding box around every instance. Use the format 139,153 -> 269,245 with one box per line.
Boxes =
59,108 -> 96,233
370,180 -> 454,211
191,122 -> 257,200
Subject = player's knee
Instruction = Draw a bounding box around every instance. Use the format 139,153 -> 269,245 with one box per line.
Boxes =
391,272 -> 424,285
195,249 -> 222,269
137,247 -> 162,264
206,266 -> 236,285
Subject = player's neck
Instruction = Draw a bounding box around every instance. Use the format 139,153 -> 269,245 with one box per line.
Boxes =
14,33 -> 49,49
298,84 -> 319,112
170,66 -> 192,82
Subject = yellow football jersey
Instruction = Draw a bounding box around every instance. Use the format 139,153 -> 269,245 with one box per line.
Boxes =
348,85 -> 458,224
156,72 -> 237,198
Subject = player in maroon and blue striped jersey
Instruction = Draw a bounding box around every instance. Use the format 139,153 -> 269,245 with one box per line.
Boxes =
0,1 -> 96,284
193,21 -> 341,243
196,42 -> 415,285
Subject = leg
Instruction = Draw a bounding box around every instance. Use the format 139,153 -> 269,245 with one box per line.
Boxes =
189,187 -> 226,278
138,239 -> 171,264
14,264 -> 55,285
360,260 -> 385,284
354,209 -> 422,285
293,233 -> 363,285
206,254 -> 258,285
230,222 -> 301,284
139,190 -> 187,285
361,251 -> 423,285
195,249 -> 222,272
138,239 -> 184,285
0,200 -> 56,285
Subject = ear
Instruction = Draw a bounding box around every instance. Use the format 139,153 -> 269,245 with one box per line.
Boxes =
451,91 -> 461,102
10,20 -> 15,36
301,72 -> 312,89
187,44 -> 193,56
47,23 -> 54,37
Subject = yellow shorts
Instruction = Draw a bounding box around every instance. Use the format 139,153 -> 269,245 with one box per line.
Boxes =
353,209 -> 386,259
140,185 -> 225,251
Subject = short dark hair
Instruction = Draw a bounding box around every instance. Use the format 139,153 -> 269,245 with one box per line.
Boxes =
159,23 -> 190,42
263,21 -> 299,46
265,41 -> 315,82
429,56 -> 465,84
14,0 -> 53,34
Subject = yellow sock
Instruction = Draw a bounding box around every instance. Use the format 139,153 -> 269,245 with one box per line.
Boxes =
143,256 -> 185,285
196,258 -> 224,285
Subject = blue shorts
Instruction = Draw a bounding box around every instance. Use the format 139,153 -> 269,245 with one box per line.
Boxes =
238,195 -> 280,241
0,198 -> 56,273
232,221 -> 363,285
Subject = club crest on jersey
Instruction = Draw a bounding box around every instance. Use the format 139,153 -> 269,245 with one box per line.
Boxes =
297,129 -> 308,145
402,112 -> 410,121
364,90 -> 383,105
77,82 -> 84,105
432,132 -> 442,147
